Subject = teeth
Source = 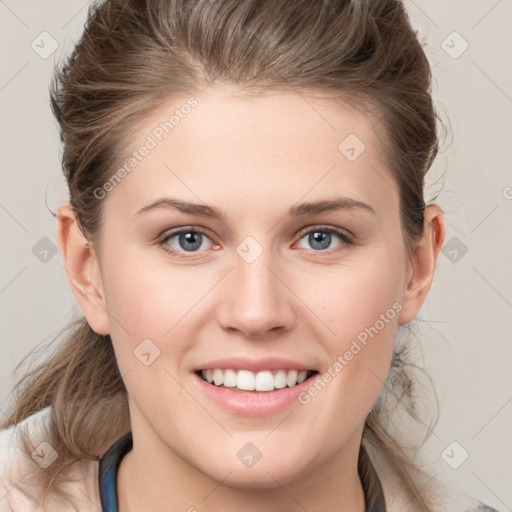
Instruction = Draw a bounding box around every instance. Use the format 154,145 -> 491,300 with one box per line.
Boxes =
274,370 -> 287,389
286,370 -> 298,387
255,371 -> 274,391
200,368 -> 313,391
237,369 -> 255,390
297,370 -> 308,384
212,368 -> 223,386
223,369 -> 237,387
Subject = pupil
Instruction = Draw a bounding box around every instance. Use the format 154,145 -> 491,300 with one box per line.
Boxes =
180,232 -> 202,251
310,231 -> 330,250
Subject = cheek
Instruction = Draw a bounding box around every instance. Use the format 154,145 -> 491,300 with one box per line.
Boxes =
300,303 -> 398,441
302,248 -> 405,345
101,254 -> 197,406
102,250 -> 195,338
100,248 -> 224,383
296,249 -> 403,408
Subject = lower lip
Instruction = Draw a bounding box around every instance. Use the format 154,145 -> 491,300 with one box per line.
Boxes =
192,372 -> 318,416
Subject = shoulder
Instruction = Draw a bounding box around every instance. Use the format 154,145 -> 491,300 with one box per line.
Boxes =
384,486 -> 501,512
374,456 -> 501,512
420,481 -> 502,512
0,407 -> 49,511
465,503 -> 501,512
0,406 -> 101,512
384,483 -> 501,512
467,504 -> 501,512
432,479 -> 502,512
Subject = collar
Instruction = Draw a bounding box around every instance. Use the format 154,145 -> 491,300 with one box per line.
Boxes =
98,432 -> 132,512
98,432 -> 386,512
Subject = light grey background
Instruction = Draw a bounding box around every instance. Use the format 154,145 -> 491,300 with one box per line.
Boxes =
0,1 -> 511,509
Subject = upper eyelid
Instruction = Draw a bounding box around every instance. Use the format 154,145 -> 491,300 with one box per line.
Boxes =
295,224 -> 353,239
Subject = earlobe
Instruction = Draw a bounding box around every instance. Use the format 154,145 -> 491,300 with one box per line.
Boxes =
56,202 -> 110,335
397,204 -> 445,325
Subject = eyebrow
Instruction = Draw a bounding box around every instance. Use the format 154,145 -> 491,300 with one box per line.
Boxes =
135,196 -> 377,220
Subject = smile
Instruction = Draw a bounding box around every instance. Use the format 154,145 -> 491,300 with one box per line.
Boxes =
191,356 -> 321,415
198,368 -> 317,392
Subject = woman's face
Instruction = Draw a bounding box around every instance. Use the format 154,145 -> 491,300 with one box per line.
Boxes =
81,85 -> 423,488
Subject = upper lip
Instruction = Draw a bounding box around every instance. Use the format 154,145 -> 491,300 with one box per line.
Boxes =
192,356 -> 317,373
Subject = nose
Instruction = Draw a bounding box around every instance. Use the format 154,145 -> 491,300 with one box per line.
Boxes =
216,249 -> 297,339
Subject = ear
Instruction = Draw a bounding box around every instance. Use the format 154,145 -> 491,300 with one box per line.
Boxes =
397,203 -> 445,325
56,202 -> 110,335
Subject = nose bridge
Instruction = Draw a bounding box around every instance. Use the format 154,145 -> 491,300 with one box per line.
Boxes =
217,236 -> 295,337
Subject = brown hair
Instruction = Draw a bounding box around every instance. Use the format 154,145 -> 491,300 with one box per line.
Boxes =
2,0 -> 447,509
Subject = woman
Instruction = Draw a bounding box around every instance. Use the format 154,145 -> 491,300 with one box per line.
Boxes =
0,1 -> 500,511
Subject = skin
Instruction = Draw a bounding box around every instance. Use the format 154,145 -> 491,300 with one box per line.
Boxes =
57,84 -> 444,512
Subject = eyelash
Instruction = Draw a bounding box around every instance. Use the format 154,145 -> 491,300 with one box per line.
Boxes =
157,225 -> 354,259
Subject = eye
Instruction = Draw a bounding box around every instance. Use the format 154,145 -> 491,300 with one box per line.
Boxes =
158,225 -> 353,259
158,227 -> 217,258
294,226 -> 353,253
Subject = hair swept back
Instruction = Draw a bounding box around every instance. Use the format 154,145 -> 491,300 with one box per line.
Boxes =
2,0 -> 447,509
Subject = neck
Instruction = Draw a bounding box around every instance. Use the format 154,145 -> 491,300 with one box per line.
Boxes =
117,429 -> 367,512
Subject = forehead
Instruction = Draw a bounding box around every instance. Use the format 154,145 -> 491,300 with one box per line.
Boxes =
104,85 -> 397,221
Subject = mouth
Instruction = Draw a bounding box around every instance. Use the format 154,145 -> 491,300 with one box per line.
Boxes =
195,368 -> 319,393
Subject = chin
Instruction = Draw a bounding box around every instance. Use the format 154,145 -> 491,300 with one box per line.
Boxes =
201,459 -> 310,490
